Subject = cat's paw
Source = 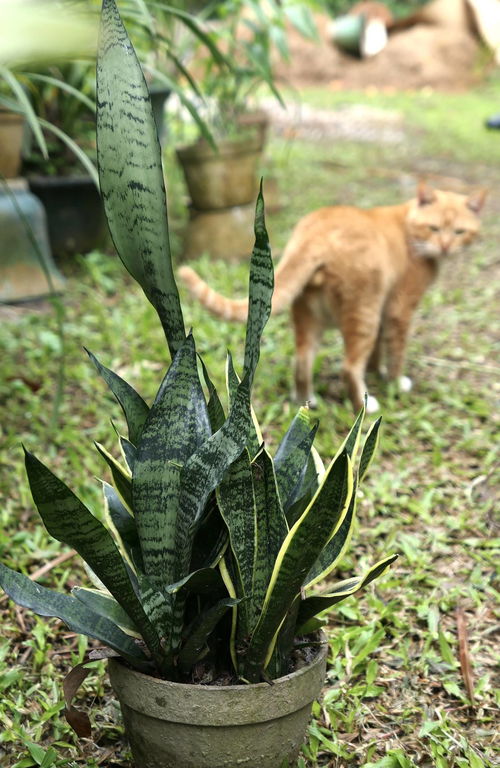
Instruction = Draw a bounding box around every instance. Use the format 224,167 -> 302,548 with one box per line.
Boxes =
398,375 -> 413,393
365,395 -> 380,414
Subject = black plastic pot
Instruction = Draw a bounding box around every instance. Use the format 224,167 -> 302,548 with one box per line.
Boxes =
28,175 -> 110,258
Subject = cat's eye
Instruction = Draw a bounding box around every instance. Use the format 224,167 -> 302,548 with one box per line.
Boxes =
429,225 -> 440,232
454,228 -> 465,235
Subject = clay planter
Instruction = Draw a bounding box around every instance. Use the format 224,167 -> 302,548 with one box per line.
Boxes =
0,109 -> 25,178
176,127 -> 266,211
108,637 -> 327,768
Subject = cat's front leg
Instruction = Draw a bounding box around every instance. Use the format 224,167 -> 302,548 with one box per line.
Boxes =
384,310 -> 414,391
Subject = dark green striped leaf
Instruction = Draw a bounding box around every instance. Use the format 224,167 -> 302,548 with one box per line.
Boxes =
242,451 -> 353,681
102,482 -> 143,571
178,598 -> 240,675
199,357 -> 226,432
285,446 -> 325,527
333,403 -> 365,462
72,587 -> 140,637
225,352 -> 262,459
217,449 -> 256,637
274,407 -> 318,512
24,450 -> 161,661
173,376 -> 253,583
86,348 -> 149,445
97,0 -> 185,356
119,435 -> 136,473
164,567 -> 225,596
251,448 -> 289,630
0,563 -> 150,670
133,334 -> 211,585
136,573 -> 172,643
304,476 -> 358,589
359,417 -> 382,481
296,555 -> 399,630
95,442 -> 133,511
243,184 -> 273,389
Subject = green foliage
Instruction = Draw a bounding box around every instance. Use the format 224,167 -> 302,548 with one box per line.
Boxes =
0,0 -> 395,692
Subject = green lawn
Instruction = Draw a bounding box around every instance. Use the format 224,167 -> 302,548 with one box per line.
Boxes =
1,82 -> 499,767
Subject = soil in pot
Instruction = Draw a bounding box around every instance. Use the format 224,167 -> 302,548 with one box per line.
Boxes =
108,636 -> 328,768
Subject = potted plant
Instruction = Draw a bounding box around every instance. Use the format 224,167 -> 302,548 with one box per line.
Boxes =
175,0 -> 317,212
0,2 -> 397,766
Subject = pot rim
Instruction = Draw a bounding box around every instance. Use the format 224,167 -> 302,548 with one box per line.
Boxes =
110,634 -> 327,693
108,633 -> 328,725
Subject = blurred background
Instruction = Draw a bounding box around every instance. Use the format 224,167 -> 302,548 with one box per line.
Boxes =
1,1 -> 498,767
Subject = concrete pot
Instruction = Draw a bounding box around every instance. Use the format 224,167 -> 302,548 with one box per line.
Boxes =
176,133 -> 264,211
108,637 -> 328,768
28,175 -> 109,258
0,179 -> 65,302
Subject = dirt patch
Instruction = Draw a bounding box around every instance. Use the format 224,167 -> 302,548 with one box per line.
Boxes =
274,11 -> 485,91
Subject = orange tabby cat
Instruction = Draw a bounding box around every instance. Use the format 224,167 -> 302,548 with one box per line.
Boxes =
179,183 -> 485,412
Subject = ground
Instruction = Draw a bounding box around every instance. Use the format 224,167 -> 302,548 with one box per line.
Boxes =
1,68 -> 499,768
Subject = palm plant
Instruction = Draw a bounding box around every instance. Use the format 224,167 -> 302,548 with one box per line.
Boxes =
0,0 -> 396,698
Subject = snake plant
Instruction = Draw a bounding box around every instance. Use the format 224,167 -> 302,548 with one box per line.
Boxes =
0,0 -> 397,688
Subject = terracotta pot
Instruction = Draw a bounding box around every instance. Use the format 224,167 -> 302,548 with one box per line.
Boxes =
176,131 -> 264,211
108,637 -> 328,768
0,109 -> 25,178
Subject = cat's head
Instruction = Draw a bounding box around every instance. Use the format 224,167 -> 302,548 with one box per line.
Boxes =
406,182 -> 486,258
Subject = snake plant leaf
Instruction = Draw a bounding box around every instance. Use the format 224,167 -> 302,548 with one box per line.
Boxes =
178,597 -> 240,675
119,435 -> 136,473
102,482 -> 143,571
85,348 -> 149,446
199,357 -> 226,432
242,451 -> 353,681
132,333 -> 211,585
296,554 -> 399,630
251,448 -> 289,629
359,417 -> 382,481
95,442 -> 133,511
97,0 -> 185,357
0,563 -> 150,670
217,449 -> 256,637
304,476 -> 358,589
136,573 -> 172,643
225,352 -> 263,459
164,567 -> 225,596
285,445 -> 326,527
243,184 -> 273,389
333,402 -> 365,463
174,376 -> 253,582
274,407 -> 318,512
190,495 -> 228,572
72,587 -> 140,637
24,449 -> 161,661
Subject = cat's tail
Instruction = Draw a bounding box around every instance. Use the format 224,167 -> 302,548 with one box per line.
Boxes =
178,238 -> 324,322
178,266 -> 249,322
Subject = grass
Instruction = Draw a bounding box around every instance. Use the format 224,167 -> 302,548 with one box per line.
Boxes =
1,80 -> 499,767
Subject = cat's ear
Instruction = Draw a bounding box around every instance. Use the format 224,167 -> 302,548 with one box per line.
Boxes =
417,180 -> 436,206
466,188 -> 487,214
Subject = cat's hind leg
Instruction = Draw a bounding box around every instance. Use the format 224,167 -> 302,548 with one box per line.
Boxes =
291,296 -> 323,408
